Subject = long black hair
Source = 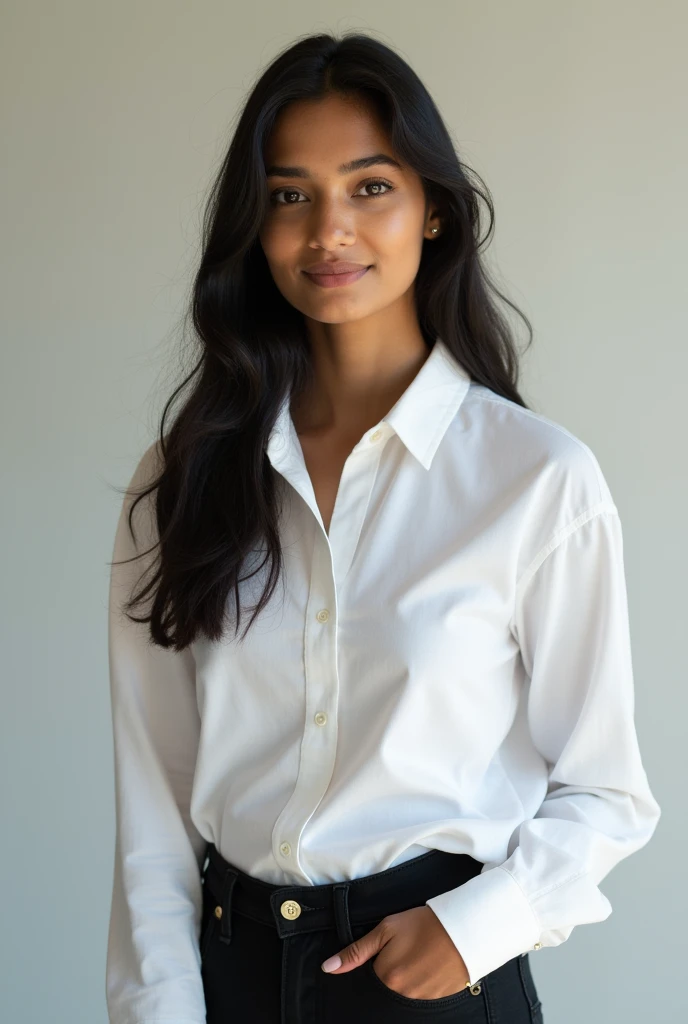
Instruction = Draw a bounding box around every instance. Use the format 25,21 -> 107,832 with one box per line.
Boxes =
111,31 -> 533,652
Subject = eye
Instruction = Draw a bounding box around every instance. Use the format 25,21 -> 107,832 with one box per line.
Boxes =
269,178 -> 396,205
355,178 -> 396,197
270,188 -> 306,206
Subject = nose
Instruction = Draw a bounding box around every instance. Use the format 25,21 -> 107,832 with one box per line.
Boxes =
306,198 -> 356,250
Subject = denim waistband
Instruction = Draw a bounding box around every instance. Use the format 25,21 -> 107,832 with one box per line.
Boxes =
201,842 -> 483,947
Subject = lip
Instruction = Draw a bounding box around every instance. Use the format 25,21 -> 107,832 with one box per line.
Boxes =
303,263 -> 372,288
303,261 -> 369,274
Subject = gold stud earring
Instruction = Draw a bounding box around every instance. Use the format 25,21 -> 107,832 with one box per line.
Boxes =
431,227 -> 438,234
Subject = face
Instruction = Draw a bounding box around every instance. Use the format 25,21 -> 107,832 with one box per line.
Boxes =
258,92 -> 441,326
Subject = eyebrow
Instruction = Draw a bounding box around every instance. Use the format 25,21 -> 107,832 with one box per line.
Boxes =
264,153 -> 403,179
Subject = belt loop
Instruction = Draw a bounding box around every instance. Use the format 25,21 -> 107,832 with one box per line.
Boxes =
217,866 -> 239,946
332,882 -> 353,946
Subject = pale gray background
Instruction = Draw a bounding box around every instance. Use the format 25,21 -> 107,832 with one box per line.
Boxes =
1,2 -> 684,1021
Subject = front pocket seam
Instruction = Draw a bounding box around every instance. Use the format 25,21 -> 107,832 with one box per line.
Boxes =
200,909 -> 218,962
365,958 -> 473,1008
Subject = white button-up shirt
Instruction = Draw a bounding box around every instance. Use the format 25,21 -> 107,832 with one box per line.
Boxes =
106,337 -> 661,1023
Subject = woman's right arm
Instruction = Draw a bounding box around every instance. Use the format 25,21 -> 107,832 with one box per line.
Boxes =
105,444 -> 208,1024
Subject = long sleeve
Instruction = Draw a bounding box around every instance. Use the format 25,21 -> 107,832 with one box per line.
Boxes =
425,504 -> 662,985
105,445 -> 209,1024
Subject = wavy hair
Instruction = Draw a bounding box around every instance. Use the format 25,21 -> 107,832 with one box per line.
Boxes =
110,31 -> 533,652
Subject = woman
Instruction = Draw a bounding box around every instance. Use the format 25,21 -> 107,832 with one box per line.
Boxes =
105,32 -> 661,1024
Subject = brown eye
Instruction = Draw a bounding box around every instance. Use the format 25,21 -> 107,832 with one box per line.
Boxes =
356,179 -> 395,197
270,189 -> 305,205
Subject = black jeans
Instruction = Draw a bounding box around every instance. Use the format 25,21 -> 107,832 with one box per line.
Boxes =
200,842 -> 544,1023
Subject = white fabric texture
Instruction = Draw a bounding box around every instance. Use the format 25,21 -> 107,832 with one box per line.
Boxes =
105,337 -> 661,1023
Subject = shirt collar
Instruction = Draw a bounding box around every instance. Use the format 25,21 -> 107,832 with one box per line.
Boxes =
267,337 -> 472,474
383,337 -> 472,469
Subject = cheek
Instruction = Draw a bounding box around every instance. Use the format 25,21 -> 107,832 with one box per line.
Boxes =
372,204 -> 423,243
259,233 -> 301,288
373,216 -> 424,275
258,222 -> 281,262
369,217 -> 425,277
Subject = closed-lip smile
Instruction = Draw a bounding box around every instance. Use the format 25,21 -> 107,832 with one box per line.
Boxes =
302,260 -> 372,288
303,260 -> 370,275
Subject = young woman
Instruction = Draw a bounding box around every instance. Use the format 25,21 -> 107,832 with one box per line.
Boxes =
105,32 -> 661,1024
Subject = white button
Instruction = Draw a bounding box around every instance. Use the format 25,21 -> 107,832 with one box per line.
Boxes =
314,711 -> 327,726
279,842 -> 291,856
316,608 -> 330,623
370,429 -> 383,442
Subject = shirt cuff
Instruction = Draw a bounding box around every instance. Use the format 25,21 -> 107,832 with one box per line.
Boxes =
425,865 -> 542,985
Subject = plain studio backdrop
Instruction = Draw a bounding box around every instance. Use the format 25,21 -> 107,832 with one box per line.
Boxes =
1,2 -> 684,1021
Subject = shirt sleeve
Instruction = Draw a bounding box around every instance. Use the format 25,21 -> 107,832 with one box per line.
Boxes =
425,504 -> 662,985
105,445 -> 209,1024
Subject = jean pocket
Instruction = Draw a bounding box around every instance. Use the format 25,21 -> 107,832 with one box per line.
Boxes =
363,956 -> 484,1012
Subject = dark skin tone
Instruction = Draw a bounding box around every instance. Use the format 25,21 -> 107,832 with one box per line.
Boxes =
258,92 -> 474,998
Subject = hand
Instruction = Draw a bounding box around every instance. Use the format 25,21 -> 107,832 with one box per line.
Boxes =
320,905 -> 471,1000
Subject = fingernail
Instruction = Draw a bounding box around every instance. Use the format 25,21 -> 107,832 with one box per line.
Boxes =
321,954 -> 342,972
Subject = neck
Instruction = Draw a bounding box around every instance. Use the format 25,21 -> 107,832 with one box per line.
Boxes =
292,320 -> 431,438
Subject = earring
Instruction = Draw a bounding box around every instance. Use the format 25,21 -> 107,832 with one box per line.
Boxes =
431,227 -> 439,234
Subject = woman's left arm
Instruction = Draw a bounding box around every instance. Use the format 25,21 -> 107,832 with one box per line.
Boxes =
424,504 -> 662,985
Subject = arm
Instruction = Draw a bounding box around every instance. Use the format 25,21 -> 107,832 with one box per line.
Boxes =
105,445 -> 208,1024
425,505 -> 662,985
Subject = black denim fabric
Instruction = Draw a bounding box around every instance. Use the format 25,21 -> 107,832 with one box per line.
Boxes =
200,842 -> 544,1024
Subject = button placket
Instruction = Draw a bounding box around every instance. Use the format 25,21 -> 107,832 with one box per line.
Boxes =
326,429 -> 386,586
270,534 -> 340,879
269,429 -> 386,881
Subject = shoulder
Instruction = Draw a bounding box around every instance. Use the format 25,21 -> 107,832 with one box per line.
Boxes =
449,385 -> 619,576
458,383 -> 617,513
115,440 -> 165,559
128,440 -> 164,494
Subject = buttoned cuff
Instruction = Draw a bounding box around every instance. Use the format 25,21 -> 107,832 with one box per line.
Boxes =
425,865 -> 542,985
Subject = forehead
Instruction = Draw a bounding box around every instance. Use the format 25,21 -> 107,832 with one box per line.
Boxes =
263,94 -> 396,170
